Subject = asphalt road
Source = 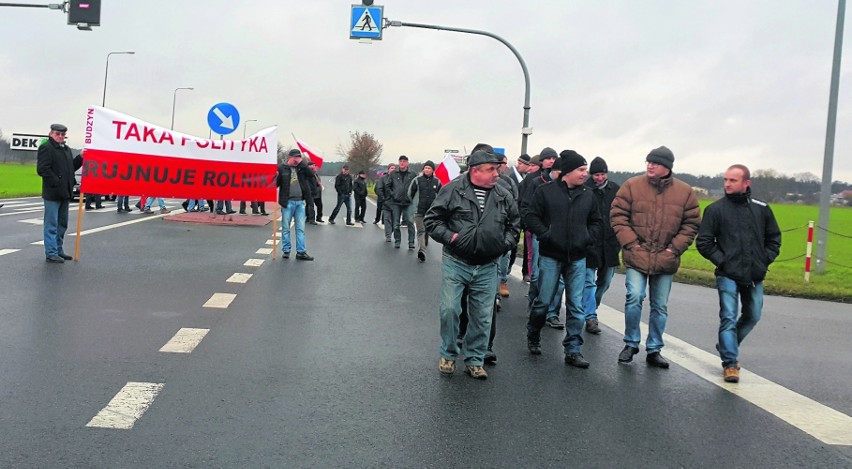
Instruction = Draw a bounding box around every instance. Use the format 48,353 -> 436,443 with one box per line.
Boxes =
1,188 -> 850,468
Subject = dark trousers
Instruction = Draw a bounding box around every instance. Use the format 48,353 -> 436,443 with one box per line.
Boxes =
329,192 -> 352,222
239,201 -> 266,214
85,193 -> 102,208
314,196 -> 323,221
354,195 -> 367,222
373,199 -> 384,222
459,288 -> 498,350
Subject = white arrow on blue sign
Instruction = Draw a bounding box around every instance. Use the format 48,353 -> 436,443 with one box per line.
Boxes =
350,5 -> 383,40
207,102 -> 240,136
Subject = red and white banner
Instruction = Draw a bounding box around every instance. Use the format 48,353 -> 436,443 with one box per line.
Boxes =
435,153 -> 461,185
81,106 -> 278,201
292,134 -> 324,169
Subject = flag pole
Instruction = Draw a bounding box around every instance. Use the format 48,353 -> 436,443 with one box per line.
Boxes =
272,203 -> 278,260
73,192 -> 85,261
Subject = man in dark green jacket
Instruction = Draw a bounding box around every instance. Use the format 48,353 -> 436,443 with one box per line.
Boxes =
36,123 -> 82,263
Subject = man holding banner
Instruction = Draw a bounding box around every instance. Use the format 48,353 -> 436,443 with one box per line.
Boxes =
37,123 -> 82,263
277,149 -> 314,261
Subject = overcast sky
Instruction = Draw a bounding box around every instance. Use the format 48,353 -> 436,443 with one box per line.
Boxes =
2,1 -> 851,182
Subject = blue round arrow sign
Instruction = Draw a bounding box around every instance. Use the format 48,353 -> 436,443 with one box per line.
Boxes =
207,102 -> 240,136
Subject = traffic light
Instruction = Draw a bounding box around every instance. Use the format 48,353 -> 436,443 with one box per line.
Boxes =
67,0 -> 101,29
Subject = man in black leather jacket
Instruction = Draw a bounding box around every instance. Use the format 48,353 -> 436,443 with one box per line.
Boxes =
425,149 -> 520,380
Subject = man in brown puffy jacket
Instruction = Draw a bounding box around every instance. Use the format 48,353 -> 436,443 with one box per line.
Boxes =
610,146 -> 700,368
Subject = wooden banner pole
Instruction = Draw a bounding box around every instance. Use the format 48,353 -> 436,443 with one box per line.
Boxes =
272,204 -> 279,260
73,193 -> 85,261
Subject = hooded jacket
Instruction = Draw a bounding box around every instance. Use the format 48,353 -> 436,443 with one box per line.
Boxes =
610,174 -> 701,275
696,189 -> 781,284
424,173 -> 521,265
526,180 -> 604,262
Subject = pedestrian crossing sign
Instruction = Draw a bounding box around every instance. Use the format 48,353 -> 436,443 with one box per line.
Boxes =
350,5 -> 383,40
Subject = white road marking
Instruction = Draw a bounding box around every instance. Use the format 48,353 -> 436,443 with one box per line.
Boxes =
31,209 -> 186,245
203,293 -> 236,309
265,239 -> 275,245
159,328 -> 209,353
256,248 -> 273,255
0,209 -> 42,217
85,382 -> 165,429
17,218 -> 43,225
244,258 -> 264,267
0,249 -> 21,256
509,268 -> 852,446
226,273 -> 252,284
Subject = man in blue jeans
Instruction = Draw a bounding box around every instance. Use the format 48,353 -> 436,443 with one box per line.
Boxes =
277,149 -> 314,261
696,164 -> 781,383
611,146 -> 700,368
36,123 -> 82,263
524,150 -> 603,368
425,148 -> 520,380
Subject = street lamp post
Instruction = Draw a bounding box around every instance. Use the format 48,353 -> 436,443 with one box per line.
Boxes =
243,119 -> 258,139
171,87 -> 194,130
102,51 -> 135,107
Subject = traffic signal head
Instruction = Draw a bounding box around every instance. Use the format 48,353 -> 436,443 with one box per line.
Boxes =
68,0 -> 101,29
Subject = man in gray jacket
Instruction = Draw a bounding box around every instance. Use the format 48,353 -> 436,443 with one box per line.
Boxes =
425,149 -> 521,380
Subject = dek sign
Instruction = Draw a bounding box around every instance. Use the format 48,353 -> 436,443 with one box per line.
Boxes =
350,4 -> 383,40
11,133 -> 48,151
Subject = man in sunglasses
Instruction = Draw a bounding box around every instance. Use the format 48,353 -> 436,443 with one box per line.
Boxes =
36,124 -> 82,263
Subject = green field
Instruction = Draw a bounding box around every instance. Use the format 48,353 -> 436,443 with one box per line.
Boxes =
0,163 -> 41,198
677,200 -> 852,303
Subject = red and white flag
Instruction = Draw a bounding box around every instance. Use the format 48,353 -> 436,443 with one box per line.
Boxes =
435,153 -> 461,185
81,106 -> 278,201
292,134 -> 324,169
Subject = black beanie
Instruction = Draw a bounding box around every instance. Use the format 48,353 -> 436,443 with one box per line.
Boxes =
540,147 -> 558,160
646,146 -> 674,170
423,160 -> 435,170
558,150 -> 586,174
589,156 -> 607,174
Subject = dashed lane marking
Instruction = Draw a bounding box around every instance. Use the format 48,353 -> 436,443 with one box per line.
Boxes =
17,218 -> 43,225
0,209 -> 42,217
159,328 -> 210,353
265,239 -> 275,245
244,258 -> 264,267
31,209 -> 186,245
85,382 -> 165,429
0,249 -> 21,256
509,269 -> 852,446
203,293 -> 236,309
256,248 -> 273,255
226,273 -> 252,284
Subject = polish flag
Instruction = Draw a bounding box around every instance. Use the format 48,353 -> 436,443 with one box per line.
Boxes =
292,134 -> 324,169
435,153 -> 461,185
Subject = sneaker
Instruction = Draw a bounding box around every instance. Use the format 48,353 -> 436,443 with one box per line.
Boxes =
545,317 -> 564,329
464,365 -> 488,380
564,352 -> 590,368
484,349 -> 497,365
585,319 -> 602,335
498,281 -> 510,297
295,252 -> 314,261
646,352 -> 670,369
438,358 -> 455,375
618,345 -> 639,363
417,252 -> 426,262
527,340 -> 542,355
723,364 -> 741,383
282,252 -> 290,259
160,208 -> 170,214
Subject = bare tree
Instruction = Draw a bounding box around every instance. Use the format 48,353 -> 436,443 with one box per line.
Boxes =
336,131 -> 382,177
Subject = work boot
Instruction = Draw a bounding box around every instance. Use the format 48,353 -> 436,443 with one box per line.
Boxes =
646,352 -> 670,369
618,345 -> 639,363
498,281 -> 510,297
438,358 -> 455,375
564,353 -> 590,369
464,365 -> 487,380
585,319 -> 602,335
417,252 -> 426,262
723,364 -> 741,383
527,340 -> 542,355
545,317 -> 564,330
295,252 -> 314,261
